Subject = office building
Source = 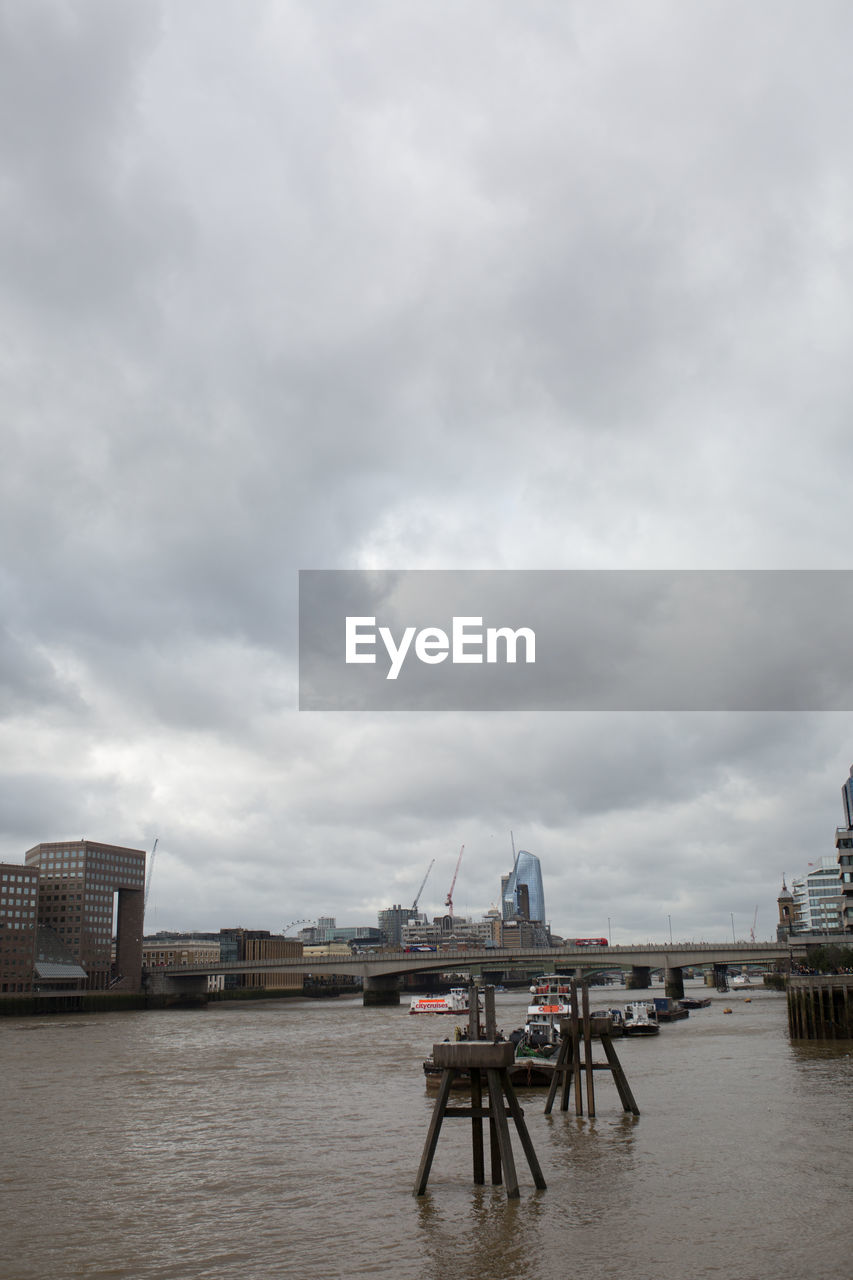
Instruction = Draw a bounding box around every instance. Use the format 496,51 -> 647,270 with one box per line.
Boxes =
219,928 -> 302,989
25,840 -> 146,991
0,863 -> 40,993
400,915 -> 496,949
502,850 -> 546,925
298,921 -> 384,947
791,858 -> 843,934
378,904 -> 425,946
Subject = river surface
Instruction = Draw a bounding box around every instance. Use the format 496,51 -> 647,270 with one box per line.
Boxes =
1,982 -> 850,1280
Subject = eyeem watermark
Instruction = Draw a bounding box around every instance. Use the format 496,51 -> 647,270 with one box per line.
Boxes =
299,569 -> 853,710
345,615 -> 535,680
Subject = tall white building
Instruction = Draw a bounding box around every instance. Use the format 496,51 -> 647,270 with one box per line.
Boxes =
791,857 -> 843,934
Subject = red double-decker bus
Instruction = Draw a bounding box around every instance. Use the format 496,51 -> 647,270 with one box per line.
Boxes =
573,937 -> 608,947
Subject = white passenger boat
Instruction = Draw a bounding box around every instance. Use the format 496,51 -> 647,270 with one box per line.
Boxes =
409,987 -> 473,1015
622,1000 -> 660,1035
523,976 -> 573,1048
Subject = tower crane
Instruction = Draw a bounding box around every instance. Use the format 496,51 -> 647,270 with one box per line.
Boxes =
445,844 -> 464,919
411,859 -> 434,915
143,838 -> 158,920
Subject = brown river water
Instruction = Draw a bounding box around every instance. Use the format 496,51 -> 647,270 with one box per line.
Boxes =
1,983 -> 850,1280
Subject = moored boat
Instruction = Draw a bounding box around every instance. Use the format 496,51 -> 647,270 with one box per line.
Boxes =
679,995 -> 711,1010
523,976 -> 573,1048
622,1000 -> 660,1035
653,996 -> 689,1022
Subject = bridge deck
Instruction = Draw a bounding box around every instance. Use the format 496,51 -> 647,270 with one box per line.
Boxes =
148,941 -> 790,979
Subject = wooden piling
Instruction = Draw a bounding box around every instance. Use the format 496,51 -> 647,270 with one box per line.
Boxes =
582,981 -> 595,1117
413,1040 -> 546,1197
787,975 -> 853,1040
570,978 -> 583,1114
544,981 -> 640,1118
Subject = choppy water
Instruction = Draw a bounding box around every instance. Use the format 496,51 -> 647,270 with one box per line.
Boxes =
1,983 -> 850,1280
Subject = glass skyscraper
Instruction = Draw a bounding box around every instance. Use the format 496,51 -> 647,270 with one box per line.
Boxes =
842,766 -> 853,829
502,849 -> 546,924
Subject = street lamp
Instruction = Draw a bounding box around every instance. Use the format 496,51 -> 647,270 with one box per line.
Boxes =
668,915 -> 673,946
607,917 -> 612,945
731,912 -> 736,942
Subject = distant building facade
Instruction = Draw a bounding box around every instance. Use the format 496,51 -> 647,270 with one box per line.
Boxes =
143,935 -> 223,991
836,764 -> 853,932
298,921 -> 384,948
791,858 -> 843,934
378,904 -> 425,946
218,928 -> 302,990
25,840 -> 146,991
401,915 -> 498,949
0,863 -> 40,993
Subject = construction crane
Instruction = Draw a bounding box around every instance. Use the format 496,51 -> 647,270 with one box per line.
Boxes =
445,844 -> 464,919
143,838 -> 159,919
411,859 -> 435,914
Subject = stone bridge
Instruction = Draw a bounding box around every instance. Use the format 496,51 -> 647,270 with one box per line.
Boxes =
145,940 -> 791,1005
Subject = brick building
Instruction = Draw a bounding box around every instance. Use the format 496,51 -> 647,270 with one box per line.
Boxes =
25,840 -> 146,991
0,863 -> 40,993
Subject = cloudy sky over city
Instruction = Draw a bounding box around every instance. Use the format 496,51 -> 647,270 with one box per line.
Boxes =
3,0 -> 853,942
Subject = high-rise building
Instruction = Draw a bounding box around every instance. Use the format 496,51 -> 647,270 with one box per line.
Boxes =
25,840 -> 146,991
378,904 -> 424,946
791,858 -> 843,933
0,863 -> 40,993
842,766 -> 853,829
502,850 -> 546,925
836,765 -> 853,932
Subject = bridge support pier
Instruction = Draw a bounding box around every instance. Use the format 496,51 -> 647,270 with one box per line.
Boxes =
625,966 -> 651,990
664,966 -> 684,1000
363,974 -> 401,1007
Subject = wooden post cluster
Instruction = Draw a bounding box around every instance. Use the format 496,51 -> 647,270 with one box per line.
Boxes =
544,979 -> 640,1118
414,984 -> 547,1198
787,975 -> 853,1040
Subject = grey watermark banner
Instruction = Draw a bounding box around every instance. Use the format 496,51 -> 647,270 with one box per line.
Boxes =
298,570 -> 853,711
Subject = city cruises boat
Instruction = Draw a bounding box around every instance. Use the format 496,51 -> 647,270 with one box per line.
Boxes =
731,974 -> 753,988
622,1001 -> 660,1035
409,987 -> 474,1015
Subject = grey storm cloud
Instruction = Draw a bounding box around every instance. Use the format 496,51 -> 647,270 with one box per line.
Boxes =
2,1 -> 853,938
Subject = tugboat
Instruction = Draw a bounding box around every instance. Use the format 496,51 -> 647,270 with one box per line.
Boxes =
622,1001 -> 660,1035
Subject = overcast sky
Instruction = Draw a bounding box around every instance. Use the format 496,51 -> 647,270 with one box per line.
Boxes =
3,1 -> 853,943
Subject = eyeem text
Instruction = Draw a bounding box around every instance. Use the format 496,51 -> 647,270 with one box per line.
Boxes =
345,616 -> 536,680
